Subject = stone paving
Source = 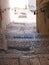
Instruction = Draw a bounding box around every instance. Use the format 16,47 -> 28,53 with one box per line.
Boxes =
0,54 -> 49,65
0,26 -> 49,65
0,34 -> 49,65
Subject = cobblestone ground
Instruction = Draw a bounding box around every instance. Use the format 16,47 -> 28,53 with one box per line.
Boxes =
0,34 -> 49,65
0,23 -> 49,65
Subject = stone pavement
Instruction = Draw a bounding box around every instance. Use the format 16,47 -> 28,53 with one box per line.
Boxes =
0,32 -> 49,65
0,54 -> 49,65
0,22 -> 49,65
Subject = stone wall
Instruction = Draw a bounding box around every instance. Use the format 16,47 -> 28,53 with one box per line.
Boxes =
0,0 -> 10,30
36,0 -> 49,34
0,0 -> 2,28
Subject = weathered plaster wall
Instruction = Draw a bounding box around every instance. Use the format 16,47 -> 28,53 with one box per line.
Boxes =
0,0 -> 10,30
0,0 -> 2,28
36,0 -> 49,34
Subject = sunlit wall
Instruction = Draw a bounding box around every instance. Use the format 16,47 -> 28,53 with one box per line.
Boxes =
9,0 -> 36,23
9,0 -> 28,8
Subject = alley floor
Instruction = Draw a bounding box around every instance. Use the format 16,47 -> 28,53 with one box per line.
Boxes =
0,23 -> 49,65
0,32 -> 49,65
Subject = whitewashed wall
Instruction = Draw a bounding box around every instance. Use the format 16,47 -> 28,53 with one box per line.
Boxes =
28,0 -> 36,11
